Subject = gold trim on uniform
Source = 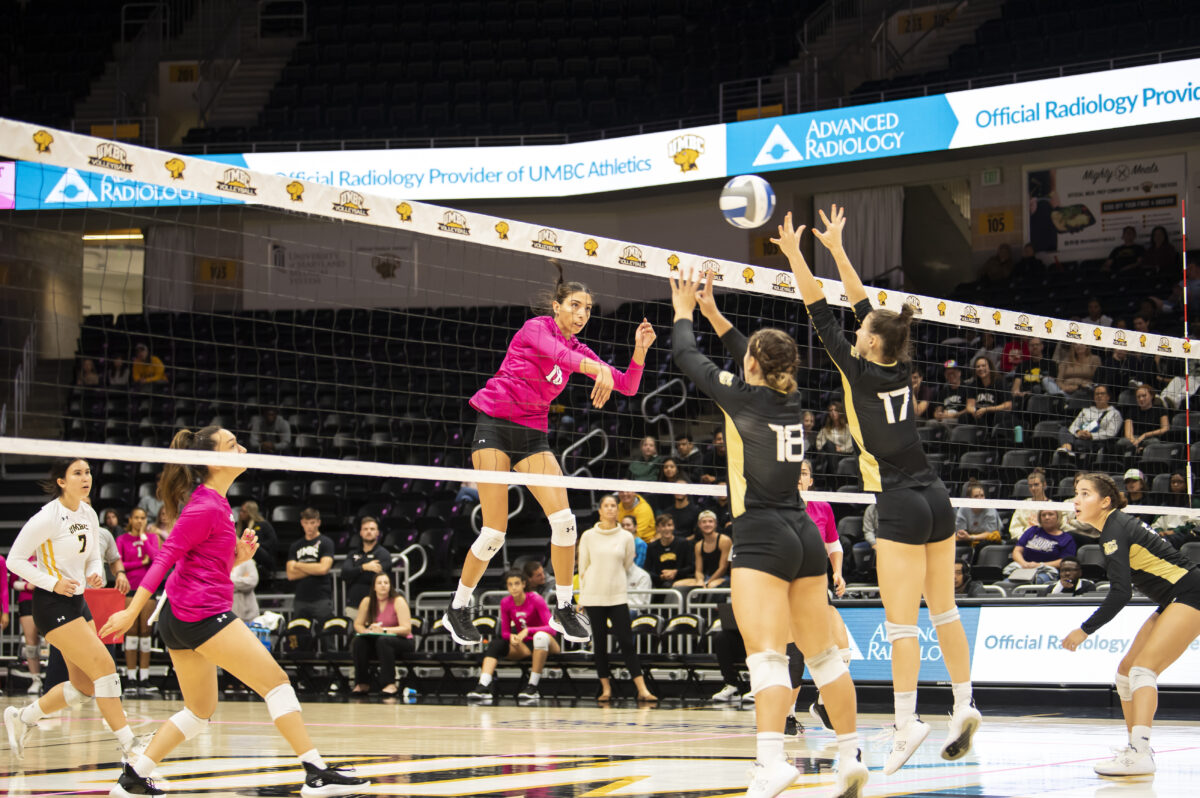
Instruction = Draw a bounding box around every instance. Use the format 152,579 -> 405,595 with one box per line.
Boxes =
831,361 -> 883,492
41,542 -> 61,580
1129,544 -> 1189,585
722,411 -> 747,518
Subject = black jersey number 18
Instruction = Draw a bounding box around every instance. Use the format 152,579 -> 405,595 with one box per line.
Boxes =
877,387 -> 912,424
768,423 -> 806,463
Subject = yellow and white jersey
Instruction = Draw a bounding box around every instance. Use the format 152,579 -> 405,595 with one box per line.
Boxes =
8,499 -> 103,595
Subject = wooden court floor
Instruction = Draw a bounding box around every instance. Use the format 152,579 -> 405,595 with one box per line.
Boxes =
0,695 -> 1194,797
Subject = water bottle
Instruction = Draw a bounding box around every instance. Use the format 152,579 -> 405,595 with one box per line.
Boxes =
1014,424 -> 1024,444
403,687 -> 418,703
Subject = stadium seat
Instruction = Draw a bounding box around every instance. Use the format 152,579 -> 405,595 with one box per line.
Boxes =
1076,544 -> 1108,581
973,544 -> 1014,581
1181,542 -> 1200,568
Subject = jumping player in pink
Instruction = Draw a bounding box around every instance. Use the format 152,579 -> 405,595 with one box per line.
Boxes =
442,267 -> 655,646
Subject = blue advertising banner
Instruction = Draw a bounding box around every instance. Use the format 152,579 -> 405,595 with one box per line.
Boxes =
14,161 -> 237,210
833,606 -> 981,683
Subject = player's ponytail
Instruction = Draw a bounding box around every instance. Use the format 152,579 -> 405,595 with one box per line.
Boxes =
533,260 -> 590,315
748,328 -> 799,394
1079,472 -> 1128,511
160,426 -> 220,519
870,304 -> 915,364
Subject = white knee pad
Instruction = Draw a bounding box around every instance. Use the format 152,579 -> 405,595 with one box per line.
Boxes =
1115,672 -> 1133,702
808,646 -> 850,689
1129,666 -> 1158,694
124,635 -> 140,653
22,644 -> 38,662
470,526 -> 506,562
548,509 -> 577,547
264,684 -> 302,721
139,637 -> 153,653
746,650 -> 791,697
169,708 -> 211,741
63,682 -> 91,709
930,608 -> 960,626
885,622 -> 920,643
532,631 -> 552,651
839,648 -> 853,665
94,673 -> 122,699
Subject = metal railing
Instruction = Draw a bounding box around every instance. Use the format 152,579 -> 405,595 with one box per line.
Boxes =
71,117 -> 159,148
394,543 -> 428,602
258,0 -> 306,39
640,378 -> 688,451
11,316 -> 37,441
194,0 -> 248,126
115,2 -> 170,117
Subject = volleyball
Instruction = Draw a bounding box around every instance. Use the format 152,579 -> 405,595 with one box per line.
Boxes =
719,174 -> 776,229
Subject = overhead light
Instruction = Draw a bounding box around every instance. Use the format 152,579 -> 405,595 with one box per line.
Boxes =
82,229 -> 144,241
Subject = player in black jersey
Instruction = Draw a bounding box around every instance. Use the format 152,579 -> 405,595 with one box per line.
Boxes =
1062,473 -> 1200,777
774,206 -> 980,774
670,267 -> 867,798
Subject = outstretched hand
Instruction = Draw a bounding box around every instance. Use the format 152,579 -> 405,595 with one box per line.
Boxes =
770,212 -> 807,263
669,267 -> 704,320
811,204 -> 847,252
633,318 -> 656,351
695,269 -> 719,320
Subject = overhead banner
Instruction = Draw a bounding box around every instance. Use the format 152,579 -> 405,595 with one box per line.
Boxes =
1025,154 -> 1186,259
13,160 -> 236,210
0,160 -> 13,209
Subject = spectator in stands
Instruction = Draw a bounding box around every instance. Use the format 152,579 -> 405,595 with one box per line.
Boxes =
625,436 -> 663,482
672,510 -> 731,588
800,410 -> 818,451
799,459 -> 846,595
148,505 -> 174,541
852,504 -> 878,579
231,555 -> 259,623
116,507 -> 156,689
652,458 -> 682,513
1000,337 -> 1029,374
522,559 -> 556,602
955,481 -> 1001,548
237,500 -> 278,589
619,514 -> 639,539
1010,509 -> 1077,571
1119,385 -> 1169,455
667,479 -> 701,539
981,243 -> 1014,282
659,457 -> 681,485
76,358 -> 100,387
1012,337 -> 1058,398
137,472 -> 164,521
340,516 -> 392,615
286,508 -> 336,621
816,400 -> 854,455
101,508 -> 122,537
1054,343 -> 1101,396
1013,242 -> 1045,277
954,561 -> 987,598
706,483 -> 734,531
970,333 -> 1004,373
617,490 -> 656,543
673,432 -> 703,480
700,431 -> 727,484
1097,347 -> 1155,396
1162,356 -> 1200,410
1102,225 -> 1145,272
454,481 -> 479,504
627,557 -> 652,608
933,360 -> 973,424
130,343 -> 167,386
1010,469 -> 1052,540
106,356 -> 129,387
1142,226 -> 1178,273
1047,557 -> 1094,596
645,513 -> 692,588
1058,384 -> 1123,454
911,370 -> 932,419
965,356 -> 1012,434
1084,297 -> 1113,328
351,573 -> 415,697
1123,469 -> 1153,516
578,495 -> 656,702
1152,473 -> 1198,549
250,407 -> 292,454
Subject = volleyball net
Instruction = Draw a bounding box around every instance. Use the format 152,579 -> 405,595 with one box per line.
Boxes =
0,117 -> 1196,577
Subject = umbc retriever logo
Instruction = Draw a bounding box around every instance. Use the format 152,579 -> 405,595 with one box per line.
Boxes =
992,310 -> 1003,326
668,134 -> 705,172
397,202 -> 413,222
1184,341 -> 1192,353
1045,319 -> 1053,334
216,167 -> 257,196
1157,336 -> 1172,353
164,158 -> 186,179
905,296 -> 921,315
32,129 -> 53,153
494,221 -> 508,239
937,301 -> 947,317
702,259 -> 725,281
87,142 -> 133,173
286,181 -> 304,201
1092,328 -> 1103,342
1066,322 -> 1082,340
532,228 -> 563,253
1113,330 -> 1128,347
583,238 -> 599,257
437,210 -> 470,235
1139,334 -> 1148,348
667,254 -> 681,272
877,290 -> 888,306
333,190 -> 369,216
1014,314 -> 1032,332
618,245 -> 647,268
742,267 -> 755,284
772,273 -> 796,294
960,305 -> 980,324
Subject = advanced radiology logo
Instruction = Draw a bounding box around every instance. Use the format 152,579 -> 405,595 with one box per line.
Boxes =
437,210 -> 470,235
333,189 -> 369,216
752,124 -> 802,167
87,142 -> 133,173
32,129 -> 53,153
531,228 -> 563,253
43,168 -> 99,203
771,273 -> 796,294
618,245 -> 647,268
216,167 -> 257,196
702,259 -> 725,281
667,134 -> 705,172
164,158 -> 186,179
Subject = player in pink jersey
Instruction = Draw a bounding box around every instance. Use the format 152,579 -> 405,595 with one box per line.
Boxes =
101,427 -> 368,798
116,507 -> 159,692
443,266 -> 656,647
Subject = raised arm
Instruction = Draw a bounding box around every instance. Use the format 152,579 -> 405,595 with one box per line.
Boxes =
771,212 -> 825,306
811,204 -> 869,307
670,269 -> 755,408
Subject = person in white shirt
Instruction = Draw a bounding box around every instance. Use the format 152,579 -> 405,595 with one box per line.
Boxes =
1058,385 -> 1123,455
3,458 -> 138,760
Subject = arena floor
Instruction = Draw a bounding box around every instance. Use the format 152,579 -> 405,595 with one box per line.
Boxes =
0,696 -> 1191,797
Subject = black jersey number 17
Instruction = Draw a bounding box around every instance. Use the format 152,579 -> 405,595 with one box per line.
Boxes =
877,387 -> 912,424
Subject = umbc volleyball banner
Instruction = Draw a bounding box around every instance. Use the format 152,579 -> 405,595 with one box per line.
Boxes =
1,117 -> 1193,359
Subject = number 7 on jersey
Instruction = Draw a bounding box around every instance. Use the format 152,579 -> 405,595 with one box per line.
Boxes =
877,387 -> 911,424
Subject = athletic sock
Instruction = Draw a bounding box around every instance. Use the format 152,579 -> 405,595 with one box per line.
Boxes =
114,725 -> 134,752
298,749 -> 327,770
528,672 -> 541,686
478,672 -> 493,687
555,584 -> 574,608
894,690 -> 918,728
451,581 -> 475,610
138,668 -> 149,682
1130,725 -> 1152,754
756,731 -> 785,764
837,732 -> 859,762
132,754 -> 156,778
817,693 -> 825,707
951,681 -> 973,709
20,699 -> 46,725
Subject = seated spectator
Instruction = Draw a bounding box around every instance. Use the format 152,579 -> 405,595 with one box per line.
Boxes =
137,472 -> 164,521
910,370 -> 932,419
617,490 -> 656,543
981,243 -> 1013,282
627,557 -> 652,608
965,356 -> 1012,433
1152,473 -> 1199,549
1000,337 -> 1029,374
705,484 -> 734,531
1012,337 -> 1058,399
340,516 -> 392,615
107,356 -> 130,387
699,431 -> 727,484
667,479 -> 700,539
1008,469 -> 1079,540
1009,509 -> 1077,574
799,460 -> 845,595
1142,226 -> 1177,273
1054,343 -> 1101,396
101,508 -> 122,537
1119,385 -> 1169,455
231,556 -> 259,623
800,410 -> 818,451
130,342 -> 167,385
816,400 -> 854,455
286,508 -> 336,621
1102,225 -> 1145,272
1097,347 -> 1155,395
711,626 -> 805,707
351,573 -> 415,696
1047,557 -> 1094,596
1012,242 -> 1045,277
955,481 -> 1001,547
672,511 -> 731,588
672,432 -> 703,480
76,358 -> 100,387
1160,471 -> 1191,508
1058,384 -> 1123,454
148,505 -> 174,542
1084,296 -> 1113,328
619,514 -> 640,540
1122,469 -> 1158,524
933,360 -> 973,424
651,458 -> 682,513
954,560 -> 988,598
1161,356 -> 1200,410
625,436 -> 663,482
454,481 -> 479,504
250,407 -> 292,454
522,559 -> 555,602
645,513 -> 691,588
970,333 -> 1005,373
851,504 -> 878,578
237,500 -> 278,589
